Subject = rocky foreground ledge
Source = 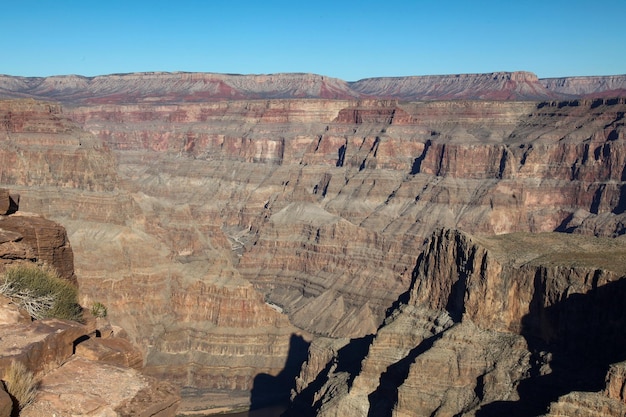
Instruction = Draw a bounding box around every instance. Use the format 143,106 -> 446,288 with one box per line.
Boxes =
0,188 -> 180,417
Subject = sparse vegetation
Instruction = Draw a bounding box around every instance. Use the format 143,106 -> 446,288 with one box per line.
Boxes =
3,361 -> 37,411
90,301 -> 107,318
0,264 -> 82,322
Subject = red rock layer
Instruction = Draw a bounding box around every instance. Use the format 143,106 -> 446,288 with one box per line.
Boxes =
2,71 -> 625,104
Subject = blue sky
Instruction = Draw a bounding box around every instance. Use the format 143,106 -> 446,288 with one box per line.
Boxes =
2,0 -> 624,80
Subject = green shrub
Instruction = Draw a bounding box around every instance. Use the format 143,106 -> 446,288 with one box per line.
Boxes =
3,361 -> 37,410
90,301 -> 107,318
0,264 -> 82,322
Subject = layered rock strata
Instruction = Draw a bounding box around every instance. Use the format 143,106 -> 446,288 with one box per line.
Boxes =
289,229 -> 626,416
2,71 -> 626,104
62,97 -> 626,340
0,102 -> 309,412
0,87 -> 625,412
0,197 -> 180,416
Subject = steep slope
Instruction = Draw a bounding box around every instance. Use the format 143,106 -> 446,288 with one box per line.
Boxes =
289,229 -> 626,417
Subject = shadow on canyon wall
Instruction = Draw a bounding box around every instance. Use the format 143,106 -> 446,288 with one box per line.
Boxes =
282,333 -> 375,417
477,274 -> 626,417
249,334 -> 310,411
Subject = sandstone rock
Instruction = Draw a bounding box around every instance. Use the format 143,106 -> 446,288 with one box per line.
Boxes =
0,319 -> 87,376
0,295 -> 30,325
0,83 -> 625,412
1,72 -> 625,104
540,76 -> 626,98
605,361 -> 626,403
0,213 -> 76,284
21,357 -> 179,417
75,336 -> 143,369
0,384 -> 11,417
0,189 -> 18,215
543,391 -> 626,417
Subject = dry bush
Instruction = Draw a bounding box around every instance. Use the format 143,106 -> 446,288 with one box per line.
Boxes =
3,361 -> 37,410
0,264 -> 82,322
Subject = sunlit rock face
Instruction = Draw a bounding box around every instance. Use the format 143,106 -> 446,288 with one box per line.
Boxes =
1,73 -> 626,412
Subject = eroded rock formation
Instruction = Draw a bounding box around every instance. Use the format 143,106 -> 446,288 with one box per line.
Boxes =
0,189 -> 180,416
0,72 -> 625,413
288,229 -> 626,416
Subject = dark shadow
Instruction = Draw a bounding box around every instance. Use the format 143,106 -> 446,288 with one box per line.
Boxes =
589,184 -> 606,214
72,334 -> 90,354
613,184 -> 626,214
250,334 -> 310,411
554,212 -> 576,233
282,334 -> 374,417
366,332 -> 443,417
7,193 -> 19,215
477,274 -> 626,416
336,144 -> 346,167
410,140 -> 431,175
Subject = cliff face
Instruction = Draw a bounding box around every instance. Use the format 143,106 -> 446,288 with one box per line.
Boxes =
0,76 -> 625,412
289,229 -> 626,417
0,188 -> 180,416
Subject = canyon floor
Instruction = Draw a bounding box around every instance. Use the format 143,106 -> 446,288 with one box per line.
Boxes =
0,71 -> 625,416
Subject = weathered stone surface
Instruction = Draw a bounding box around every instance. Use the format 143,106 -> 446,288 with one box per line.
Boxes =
543,392 -> 626,417
605,361 -> 626,403
0,319 -> 87,375
0,384 -> 11,417
0,189 -> 18,215
0,295 -> 30,325
21,357 -> 179,417
540,76 -> 626,98
75,336 -> 143,369
0,213 -> 76,283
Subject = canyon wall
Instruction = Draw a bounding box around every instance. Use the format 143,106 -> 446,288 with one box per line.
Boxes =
288,229 -> 626,416
0,72 -> 625,412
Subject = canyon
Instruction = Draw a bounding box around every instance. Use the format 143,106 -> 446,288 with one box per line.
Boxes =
0,71 -> 625,415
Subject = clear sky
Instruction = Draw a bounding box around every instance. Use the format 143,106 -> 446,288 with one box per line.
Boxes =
2,0 -> 624,81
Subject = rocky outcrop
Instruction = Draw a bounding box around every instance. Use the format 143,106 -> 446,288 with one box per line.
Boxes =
0,213 -> 76,283
0,188 -> 180,416
288,229 -> 626,416
22,357 -> 179,417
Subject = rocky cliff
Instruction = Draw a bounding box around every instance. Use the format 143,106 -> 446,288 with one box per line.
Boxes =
0,72 -> 625,413
0,187 -> 180,416
288,229 -> 626,417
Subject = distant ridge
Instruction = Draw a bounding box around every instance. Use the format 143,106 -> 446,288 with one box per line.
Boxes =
0,71 -> 625,104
